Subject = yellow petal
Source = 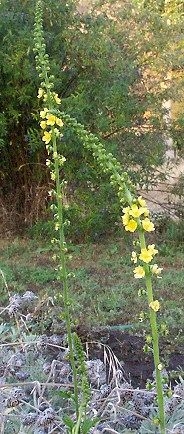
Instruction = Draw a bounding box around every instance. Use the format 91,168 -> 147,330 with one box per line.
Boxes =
142,218 -> 155,232
40,108 -> 48,119
53,92 -> 61,104
129,204 -> 142,218
149,300 -> 160,312
40,120 -> 47,129
139,248 -> 153,263
42,131 -> 52,144
122,214 -> 129,226
151,264 -> 163,276
138,196 -> 146,207
122,206 -> 130,214
133,266 -> 145,279
46,114 -> 56,126
148,244 -> 158,256
125,219 -> 138,232
56,117 -> 63,127
37,88 -> 44,98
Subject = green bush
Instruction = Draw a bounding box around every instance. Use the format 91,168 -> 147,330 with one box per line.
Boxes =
0,0 -> 171,238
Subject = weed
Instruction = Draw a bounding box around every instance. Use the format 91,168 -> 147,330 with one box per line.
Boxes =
34,2 -> 166,426
0,1 -> 183,432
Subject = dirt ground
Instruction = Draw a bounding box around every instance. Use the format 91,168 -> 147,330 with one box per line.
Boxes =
77,326 -> 184,388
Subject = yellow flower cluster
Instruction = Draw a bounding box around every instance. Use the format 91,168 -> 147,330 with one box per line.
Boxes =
40,108 -> 64,145
122,197 -> 162,280
133,244 -> 162,279
139,244 -> 158,263
37,88 -> 61,105
122,197 -> 155,233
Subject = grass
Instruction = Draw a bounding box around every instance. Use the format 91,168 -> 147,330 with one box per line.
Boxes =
0,234 -> 183,351
0,232 -> 183,433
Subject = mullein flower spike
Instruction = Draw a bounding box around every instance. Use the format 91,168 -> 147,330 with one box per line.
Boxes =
34,1 -> 166,430
122,200 -> 162,279
121,197 -> 165,432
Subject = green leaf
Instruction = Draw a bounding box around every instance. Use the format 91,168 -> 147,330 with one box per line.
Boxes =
57,390 -> 74,400
63,414 -> 75,432
81,417 -> 99,434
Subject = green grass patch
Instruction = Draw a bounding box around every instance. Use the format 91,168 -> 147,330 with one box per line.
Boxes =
0,236 -> 183,349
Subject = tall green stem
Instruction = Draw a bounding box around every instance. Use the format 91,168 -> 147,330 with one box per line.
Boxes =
34,1 -> 79,417
139,231 -> 166,434
52,132 -> 79,417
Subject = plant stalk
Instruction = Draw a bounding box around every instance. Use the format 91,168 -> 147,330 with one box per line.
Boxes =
34,1 -> 79,417
51,133 -> 79,418
138,231 -> 166,434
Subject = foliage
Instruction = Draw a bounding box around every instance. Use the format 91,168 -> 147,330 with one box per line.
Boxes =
1,0 -> 184,237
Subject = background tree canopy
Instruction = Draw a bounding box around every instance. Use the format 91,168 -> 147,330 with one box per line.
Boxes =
0,0 -> 184,240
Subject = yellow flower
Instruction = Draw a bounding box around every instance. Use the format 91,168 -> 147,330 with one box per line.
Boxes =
40,120 -> 47,129
42,130 -> 52,144
123,206 -> 130,214
129,204 -> 144,218
40,108 -> 48,119
138,196 -> 146,207
125,219 -> 137,232
149,300 -> 160,312
37,88 -> 44,99
56,117 -> 63,127
133,265 -> 145,279
142,218 -> 155,232
151,264 -> 163,276
139,247 -> 153,263
142,207 -> 150,217
122,213 -> 129,226
53,92 -> 61,104
131,251 -> 137,264
46,114 -> 56,126
148,244 -> 158,256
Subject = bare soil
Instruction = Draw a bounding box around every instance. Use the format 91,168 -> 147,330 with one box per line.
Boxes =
77,326 -> 184,388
